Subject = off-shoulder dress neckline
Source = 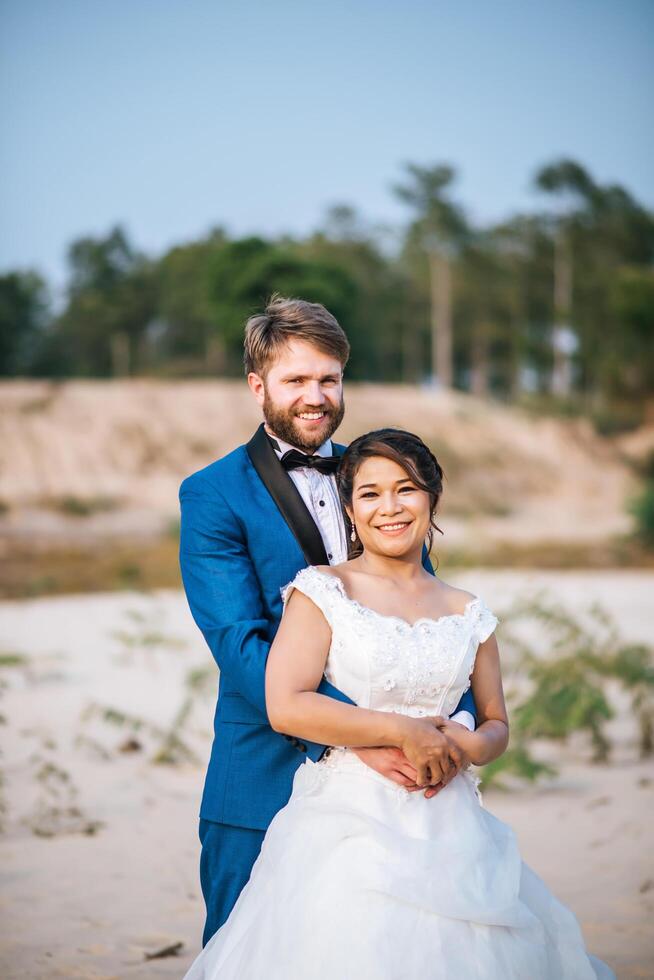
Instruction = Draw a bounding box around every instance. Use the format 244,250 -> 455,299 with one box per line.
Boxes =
303,566 -> 481,632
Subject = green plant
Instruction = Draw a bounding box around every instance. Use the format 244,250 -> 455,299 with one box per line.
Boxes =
512,653 -> 613,761
590,406 -> 644,436
110,608 -> 187,662
481,594 -> 654,788
166,516 -> 181,539
81,658 -> 217,766
601,644 -> 654,756
117,562 -> 142,587
629,480 -> 654,549
0,653 -> 27,668
26,755 -> 102,837
48,495 -> 120,517
482,747 -> 555,789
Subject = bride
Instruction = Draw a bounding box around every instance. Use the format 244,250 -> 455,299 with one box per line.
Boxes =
184,428 -> 614,979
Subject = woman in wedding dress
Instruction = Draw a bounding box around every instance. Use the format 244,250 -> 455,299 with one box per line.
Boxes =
185,428 -> 614,980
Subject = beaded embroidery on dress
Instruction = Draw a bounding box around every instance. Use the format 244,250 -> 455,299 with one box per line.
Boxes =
184,566 -> 614,980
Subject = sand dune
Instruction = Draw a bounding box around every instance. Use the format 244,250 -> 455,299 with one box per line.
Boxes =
0,380 -> 636,552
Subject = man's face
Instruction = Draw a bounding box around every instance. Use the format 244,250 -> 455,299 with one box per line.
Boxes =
248,339 -> 345,452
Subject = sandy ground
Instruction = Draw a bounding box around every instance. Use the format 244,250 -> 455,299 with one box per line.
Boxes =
1,570 -> 653,979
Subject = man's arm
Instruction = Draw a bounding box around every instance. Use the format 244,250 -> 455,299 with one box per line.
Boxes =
179,479 -> 353,735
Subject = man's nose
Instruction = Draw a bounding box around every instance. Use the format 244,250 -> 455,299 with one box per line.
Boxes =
303,382 -> 326,405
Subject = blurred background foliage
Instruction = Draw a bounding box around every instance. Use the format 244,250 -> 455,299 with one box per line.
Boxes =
481,595 -> 654,788
2,156 -> 652,432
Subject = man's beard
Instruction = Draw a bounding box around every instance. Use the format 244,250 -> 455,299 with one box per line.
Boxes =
263,390 -> 345,453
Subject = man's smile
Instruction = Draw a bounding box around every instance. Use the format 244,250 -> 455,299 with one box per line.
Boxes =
296,411 -> 327,422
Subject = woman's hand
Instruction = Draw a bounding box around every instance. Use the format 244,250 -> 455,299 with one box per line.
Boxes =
397,716 -> 465,787
435,715 -> 509,768
433,717 -> 478,765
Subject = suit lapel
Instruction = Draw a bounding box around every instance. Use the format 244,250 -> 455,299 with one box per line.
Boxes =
246,423 -> 333,567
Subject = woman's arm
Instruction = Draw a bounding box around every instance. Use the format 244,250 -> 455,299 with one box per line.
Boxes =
432,632 -> 509,766
266,589 -> 463,785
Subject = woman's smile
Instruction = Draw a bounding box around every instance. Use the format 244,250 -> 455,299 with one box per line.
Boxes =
374,521 -> 413,536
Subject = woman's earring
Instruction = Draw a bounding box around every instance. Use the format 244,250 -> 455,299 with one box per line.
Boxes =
350,525 -> 357,543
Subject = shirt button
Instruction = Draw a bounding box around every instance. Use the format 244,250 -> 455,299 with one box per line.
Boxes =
327,553 -> 333,560
319,500 -> 325,507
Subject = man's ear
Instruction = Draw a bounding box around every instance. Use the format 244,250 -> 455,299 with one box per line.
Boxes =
247,372 -> 265,407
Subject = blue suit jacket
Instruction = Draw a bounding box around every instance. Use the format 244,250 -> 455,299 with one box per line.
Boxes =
179,425 -> 476,831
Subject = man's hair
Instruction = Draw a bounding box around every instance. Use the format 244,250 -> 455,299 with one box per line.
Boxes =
243,294 -> 350,377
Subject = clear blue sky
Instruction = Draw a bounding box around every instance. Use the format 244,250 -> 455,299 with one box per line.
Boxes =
2,0 -> 653,288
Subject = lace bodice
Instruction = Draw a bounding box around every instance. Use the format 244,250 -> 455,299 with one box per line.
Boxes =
282,566 -> 498,719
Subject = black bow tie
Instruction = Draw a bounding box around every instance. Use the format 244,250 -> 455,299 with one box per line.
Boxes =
280,449 -> 340,475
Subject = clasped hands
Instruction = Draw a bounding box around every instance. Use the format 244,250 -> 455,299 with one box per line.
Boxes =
352,716 -> 473,799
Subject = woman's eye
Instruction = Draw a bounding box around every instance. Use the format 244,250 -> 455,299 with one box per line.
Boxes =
360,492 -> 377,499
399,486 -> 416,493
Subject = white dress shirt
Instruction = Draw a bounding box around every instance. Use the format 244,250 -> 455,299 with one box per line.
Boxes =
270,433 -> 349,565
269,429 -> 474,732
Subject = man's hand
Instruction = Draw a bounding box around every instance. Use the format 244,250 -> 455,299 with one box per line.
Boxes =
351,746 -> 420,789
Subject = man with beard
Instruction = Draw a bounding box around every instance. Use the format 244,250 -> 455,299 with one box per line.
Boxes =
179,295 -> 477,945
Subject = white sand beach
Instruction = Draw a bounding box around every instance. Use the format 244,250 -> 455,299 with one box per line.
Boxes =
1,570 -> 653,979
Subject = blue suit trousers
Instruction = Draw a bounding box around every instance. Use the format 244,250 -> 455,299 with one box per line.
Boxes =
199,819 -> 265,947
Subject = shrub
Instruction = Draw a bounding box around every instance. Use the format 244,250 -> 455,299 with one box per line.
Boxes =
629,480 -> 654,549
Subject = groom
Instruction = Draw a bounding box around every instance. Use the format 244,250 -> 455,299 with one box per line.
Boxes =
179,295 -> 477,945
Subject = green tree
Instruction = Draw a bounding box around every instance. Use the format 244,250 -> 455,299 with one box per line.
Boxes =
394,163 -> 469,387
483,216 -> 554,398
205,237 -> 360,374
535,159 -> 654,416
55,226 -> 157,376
156,228 -> 228,374
0,271 -> 50,376
534,159 -> 601,397
609,266 -> 654,402
303,205 -> 412,381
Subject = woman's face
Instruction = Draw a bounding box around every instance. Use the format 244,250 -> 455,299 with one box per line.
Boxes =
347,455 -> 432,559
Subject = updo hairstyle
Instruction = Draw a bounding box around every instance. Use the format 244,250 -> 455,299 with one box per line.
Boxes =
337,428 -> 444,559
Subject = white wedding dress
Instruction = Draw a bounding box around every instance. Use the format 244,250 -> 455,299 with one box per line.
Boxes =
185,566 -> 614,979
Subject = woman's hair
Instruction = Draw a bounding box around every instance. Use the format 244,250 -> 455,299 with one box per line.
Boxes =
337,428 -> 444,560
243,293 -> 350,377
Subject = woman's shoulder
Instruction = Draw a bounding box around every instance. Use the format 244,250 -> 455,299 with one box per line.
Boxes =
303,564 -> 343,586
290,563 -> 355,592
311,563 -> 339,577
436,580 -> 499,640
433,580 -> 478,616
284,565 -> 344,625
309,563 -> 351,589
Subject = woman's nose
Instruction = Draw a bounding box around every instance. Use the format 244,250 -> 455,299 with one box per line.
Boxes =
378,493 -> 402,515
